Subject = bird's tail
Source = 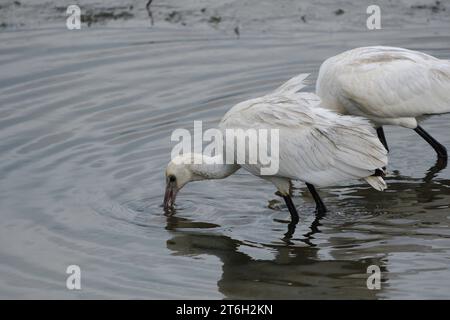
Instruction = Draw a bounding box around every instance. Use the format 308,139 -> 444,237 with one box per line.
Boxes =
364,176 -> 387,191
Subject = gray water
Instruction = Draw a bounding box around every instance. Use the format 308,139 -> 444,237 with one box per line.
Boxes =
1,6 -> 450,299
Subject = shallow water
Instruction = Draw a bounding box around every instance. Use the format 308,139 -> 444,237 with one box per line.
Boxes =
1,23 -> 450,299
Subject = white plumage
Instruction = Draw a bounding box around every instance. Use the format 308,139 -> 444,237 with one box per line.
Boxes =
316,46 -> 450,129
164,73 -> 389,220
219,73 -> 388,192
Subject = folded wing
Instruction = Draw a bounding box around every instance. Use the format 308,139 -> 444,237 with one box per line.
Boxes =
220,77 -> 388,187
321,46 -> 450,118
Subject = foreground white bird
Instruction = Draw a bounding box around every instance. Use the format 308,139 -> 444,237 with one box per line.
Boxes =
164,74 -> 388,223
316,46 -> 450,166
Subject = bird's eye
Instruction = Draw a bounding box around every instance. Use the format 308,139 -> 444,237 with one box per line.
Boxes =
168,175 -> 176,183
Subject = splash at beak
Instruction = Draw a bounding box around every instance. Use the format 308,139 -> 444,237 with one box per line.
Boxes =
163,180 -> 177,210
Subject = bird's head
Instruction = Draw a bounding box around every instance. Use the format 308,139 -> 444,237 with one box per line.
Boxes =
163,153 -> 205,210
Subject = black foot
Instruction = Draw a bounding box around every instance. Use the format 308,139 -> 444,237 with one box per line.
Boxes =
283,221 -> 297,243
300,212 -> 325,247
306,183 -> 327,214
424,157 -> 448,182
283,195 -> 299,224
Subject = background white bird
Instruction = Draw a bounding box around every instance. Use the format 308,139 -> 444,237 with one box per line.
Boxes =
164,74 -> 388,224
316,46 -> 450,170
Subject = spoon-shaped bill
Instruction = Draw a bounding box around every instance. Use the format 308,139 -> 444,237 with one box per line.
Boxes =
163,180 -> 177,210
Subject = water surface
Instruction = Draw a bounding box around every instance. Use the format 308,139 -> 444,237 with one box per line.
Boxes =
1,21 -> 450,299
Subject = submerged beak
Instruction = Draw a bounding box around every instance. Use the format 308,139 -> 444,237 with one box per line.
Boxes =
163,180 -> 177,210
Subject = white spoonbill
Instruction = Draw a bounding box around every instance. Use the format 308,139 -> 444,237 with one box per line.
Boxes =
164,74 -> 388,223
316,46 -> 450,166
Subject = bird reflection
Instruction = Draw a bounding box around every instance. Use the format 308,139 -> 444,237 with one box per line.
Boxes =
160,170 -> 450,298
300,211 -> 325,247
342,175 -> 450,213
281,210 -> 324,246
165,218 -> 388,299
423,158 -> 448,183
269,189 -> 326,245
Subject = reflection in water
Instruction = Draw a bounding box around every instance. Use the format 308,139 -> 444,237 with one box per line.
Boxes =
424,158 -> 448,183
1,21 -> 450,298
166,218 -> 387,299
278,209 -> 325,246
164,174 -> 450,299
338,175 -> 450,214
298,211 -> 325,247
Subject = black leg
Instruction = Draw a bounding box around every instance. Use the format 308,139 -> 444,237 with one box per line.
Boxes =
300,211 -> 325,247
282,195 -> 299,224
306,183 -> 327,214
423,157 -> 448,182
414,125 -> 448,159
283,221 -> 297,243
376,127 -> 389,152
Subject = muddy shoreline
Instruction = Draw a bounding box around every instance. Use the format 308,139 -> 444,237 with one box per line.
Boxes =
1,0 -> 449,35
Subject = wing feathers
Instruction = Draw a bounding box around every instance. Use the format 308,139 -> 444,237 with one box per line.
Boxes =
319,46 -> 450,120
221,79 -> 388,188
272,73 -> 310,96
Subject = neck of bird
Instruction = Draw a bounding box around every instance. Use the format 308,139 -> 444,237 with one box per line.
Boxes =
192,154 -> 240,180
